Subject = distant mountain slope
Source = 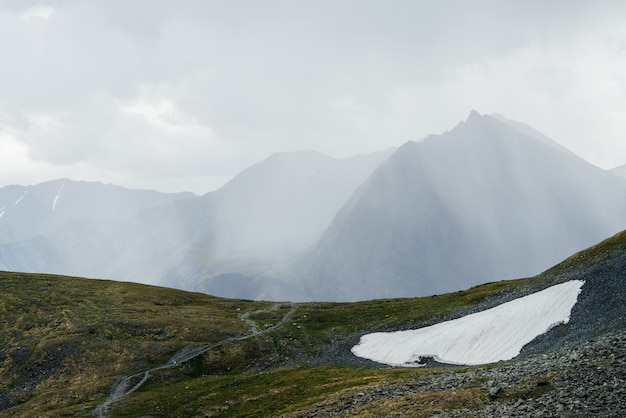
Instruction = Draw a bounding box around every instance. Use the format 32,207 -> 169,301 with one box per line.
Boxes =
0,150 -> 392,296
297,111 -> 626,301
610,163 -> 626,180
0,179 -> 194,244
2,114 -> 624,304
210,149 -> 395,258
489,112 -> 578,158
154,149 -> 394,295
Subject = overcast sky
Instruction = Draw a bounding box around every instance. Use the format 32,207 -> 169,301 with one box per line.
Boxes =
1,1 -> 625,194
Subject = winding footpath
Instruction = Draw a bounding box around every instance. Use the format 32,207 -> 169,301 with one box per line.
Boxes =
92,305 -> 296,418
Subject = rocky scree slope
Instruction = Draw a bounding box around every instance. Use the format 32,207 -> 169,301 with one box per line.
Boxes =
282,230 -> 626,416
295,331 -> 626,417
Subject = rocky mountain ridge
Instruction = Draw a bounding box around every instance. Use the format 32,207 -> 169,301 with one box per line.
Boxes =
2,112 -> 625,303
296,111 -> 626,301
0,179 -> 194,245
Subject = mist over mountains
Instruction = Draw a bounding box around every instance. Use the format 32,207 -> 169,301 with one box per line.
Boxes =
0,180 -> 194,245
297,111 -> 626,300
611,163 -> 626,180
0,149 -> 393,295
209,149 -> 395,259
1,111 -> 625,301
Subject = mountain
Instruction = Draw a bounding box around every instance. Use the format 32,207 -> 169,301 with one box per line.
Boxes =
1,228 -> 625,416
210,149 -> 395,258
141,149 -> 394,298
0,179 -> 194,245
611,163 -> 626,180
296,111 -> 626,301
2,112 -> 624,304
0,150 -> 393,297
163,149 -> 394,298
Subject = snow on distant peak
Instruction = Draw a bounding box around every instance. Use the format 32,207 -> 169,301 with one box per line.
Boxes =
352,280 -> 584,366
52,181 -> 65,211
14,190 -> 27,205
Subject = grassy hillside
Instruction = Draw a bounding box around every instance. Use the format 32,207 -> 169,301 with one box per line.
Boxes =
1,229 -> 624,416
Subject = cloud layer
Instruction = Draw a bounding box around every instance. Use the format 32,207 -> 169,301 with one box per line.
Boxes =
1,1 -> 625,193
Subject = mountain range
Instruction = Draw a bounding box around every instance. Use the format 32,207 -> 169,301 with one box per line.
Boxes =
0,149 -> 393,294
611,163 -> 626,179
0,179 -> 193,245
1,111 -> 626,302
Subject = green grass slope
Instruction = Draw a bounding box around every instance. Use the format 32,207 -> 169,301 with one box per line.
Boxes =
1,229 -> 625,416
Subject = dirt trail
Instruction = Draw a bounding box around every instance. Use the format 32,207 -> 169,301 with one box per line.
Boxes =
92,304 -> 296,418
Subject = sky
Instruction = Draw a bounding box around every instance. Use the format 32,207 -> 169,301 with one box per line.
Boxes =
1,0 -> 625,194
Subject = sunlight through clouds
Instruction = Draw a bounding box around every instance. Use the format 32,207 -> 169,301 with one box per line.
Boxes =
20,4 -> 54,21
122,97 -> 211,136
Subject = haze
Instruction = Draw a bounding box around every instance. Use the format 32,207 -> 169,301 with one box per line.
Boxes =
1,1 -> 625,194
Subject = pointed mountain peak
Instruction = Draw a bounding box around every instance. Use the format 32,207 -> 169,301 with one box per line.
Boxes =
467,109 -> 482,120
459,109 -> 491,130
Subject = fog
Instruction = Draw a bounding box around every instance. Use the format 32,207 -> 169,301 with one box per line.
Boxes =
0,179 -> 192,245
0,148 -> 393,298
2,112 -> 626,302
296,112 -> 626,301
209,150 -> 393,258
1,2 -> 625,193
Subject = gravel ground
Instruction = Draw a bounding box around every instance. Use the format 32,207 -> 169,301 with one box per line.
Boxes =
299,330 -> 626,417
433,331 -> 626,417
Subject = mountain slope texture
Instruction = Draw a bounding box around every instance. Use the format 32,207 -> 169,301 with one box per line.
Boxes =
0,179 -> 194,245
0,150 -> 392,299
611,163 -> 626,180
1,112 -> 625,303
297,111 -> 626,301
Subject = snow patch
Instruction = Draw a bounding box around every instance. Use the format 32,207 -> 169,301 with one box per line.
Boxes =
352,280 -> 584,366
52,182 -> 65,211
0,210 -> 4,219
15,191 -> 27,205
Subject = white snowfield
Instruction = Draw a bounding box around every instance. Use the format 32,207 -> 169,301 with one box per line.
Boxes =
52,181 -> 65,211
352,280 -> 585,366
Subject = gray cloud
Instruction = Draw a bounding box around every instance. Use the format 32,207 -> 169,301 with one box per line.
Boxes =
1,0 -> 625,193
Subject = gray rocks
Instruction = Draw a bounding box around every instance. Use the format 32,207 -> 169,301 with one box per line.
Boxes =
302,331 -> 626,417
488,385 -> 503,399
